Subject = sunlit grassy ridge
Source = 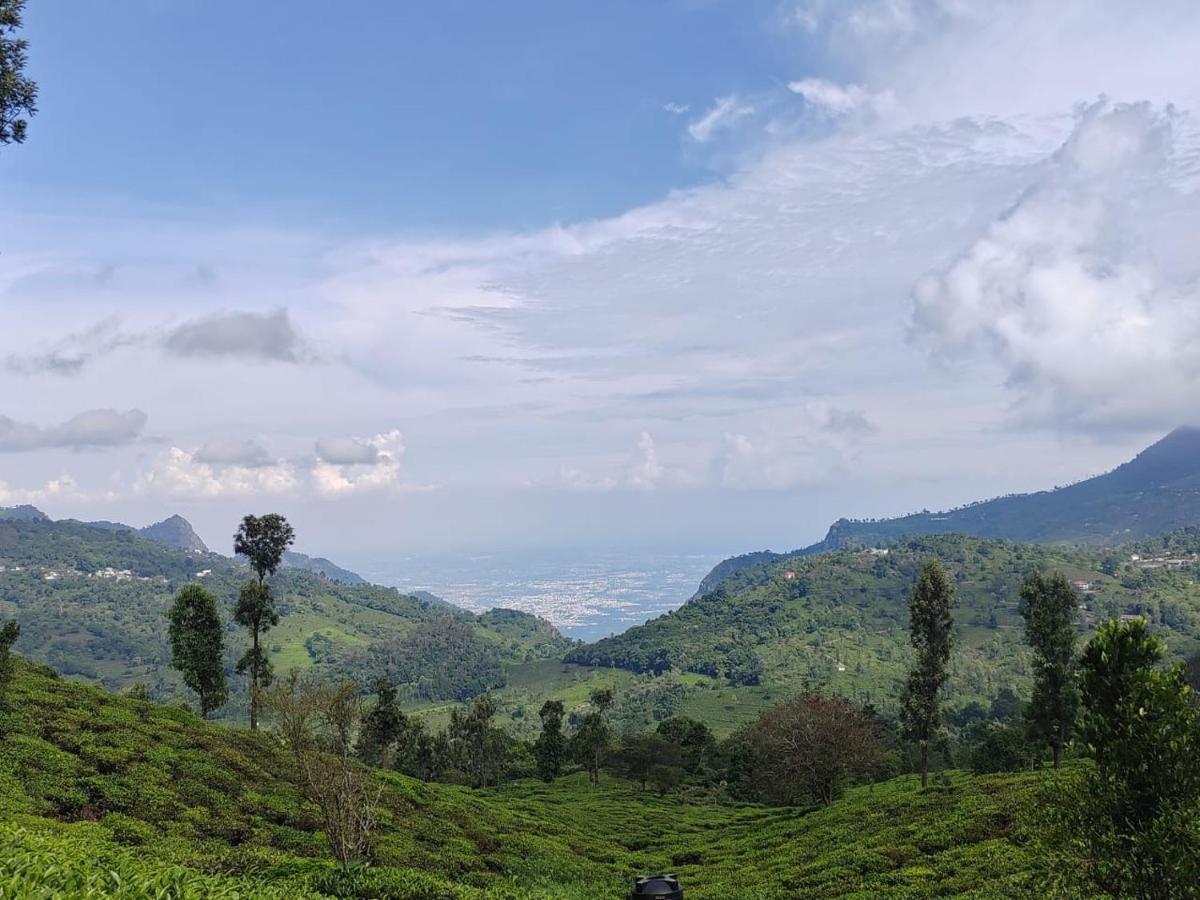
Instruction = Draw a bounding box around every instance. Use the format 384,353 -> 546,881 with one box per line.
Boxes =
0,658 -> 1054,898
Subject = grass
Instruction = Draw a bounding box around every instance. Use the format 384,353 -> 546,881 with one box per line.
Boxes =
0,657 -> 1058,898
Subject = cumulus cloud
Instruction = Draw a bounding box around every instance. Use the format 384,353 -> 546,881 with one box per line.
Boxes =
312,430 -> 407,496
193,439 -> 272,467
0,474 -> 116,505
911,101 -> 1200,429
135,447 -> 299,499
0,409 -> 147,452
688,95 -> 756,142
625,432 -> 663,490
710,404 -> 874,489
163,308 -> 312,362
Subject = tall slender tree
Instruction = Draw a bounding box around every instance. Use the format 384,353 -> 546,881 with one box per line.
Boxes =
1,0 -> 37,146
901,558 -> 955,787
533,699 -> 567,782
356,679 -> 406,768
1020,570 -> 1078,768
574,687 -> 614,787
167,584 -> 227,718
0,619 -> 18,696
233,513 -> 294,730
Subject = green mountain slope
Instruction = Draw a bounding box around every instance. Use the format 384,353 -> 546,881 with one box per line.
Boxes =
696,427 -> 1200,592
0,658 -> 1048,898
567,532 -> 1200,713
0,517 -> 570,709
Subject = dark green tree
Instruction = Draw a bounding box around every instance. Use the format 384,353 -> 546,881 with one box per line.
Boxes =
447,694 -> 505,788
1,0 -> 37,145
533,699 -> 567,782
356,679 -> 406,768
0,619 -> 18,698
167,584 -> 227,718
609,733 -> 681,791
233,513 -> 294,730
234,513 -> 295,583
900,558 -> 955,788
1052,619 -> 1200,896
1019,571 -> 1079,768
656,717 -> 717,777
573,687 -> 614,787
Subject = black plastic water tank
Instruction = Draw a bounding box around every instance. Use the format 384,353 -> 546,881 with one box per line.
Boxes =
629,873 -> 683,899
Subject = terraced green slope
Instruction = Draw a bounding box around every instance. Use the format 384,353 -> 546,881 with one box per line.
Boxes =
0,658 -> 1052,898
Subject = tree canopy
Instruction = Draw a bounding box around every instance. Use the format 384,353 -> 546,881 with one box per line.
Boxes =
0,0 -> 37,145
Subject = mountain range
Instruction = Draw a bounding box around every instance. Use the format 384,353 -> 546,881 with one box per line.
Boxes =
696,426 -> 1200,595
0,506 -> 368,585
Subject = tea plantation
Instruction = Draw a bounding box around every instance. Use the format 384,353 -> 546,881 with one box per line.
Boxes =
0,656 -> 1057,898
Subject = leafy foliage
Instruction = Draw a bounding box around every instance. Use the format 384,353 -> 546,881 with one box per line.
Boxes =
0,0 -> 36,145
1019,571 -> 1078,767
1052,618 -> 1200,896
738,693 -> 887,806
566,532 -> 1200,728
234,514 -> 295,584
168,583 -> 228,718
533,700 -> 566,782
902,559 -> 955,787
0,517 -> 568,711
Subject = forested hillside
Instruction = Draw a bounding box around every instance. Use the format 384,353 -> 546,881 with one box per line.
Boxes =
568,532 -> 1200,711
0,517 -> 570,709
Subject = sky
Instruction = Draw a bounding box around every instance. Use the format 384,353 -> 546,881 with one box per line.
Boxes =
1,0 -> 1199,565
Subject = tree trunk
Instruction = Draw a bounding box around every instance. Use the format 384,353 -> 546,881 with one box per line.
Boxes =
249,626 -> 260,731
920,740 -> 928,788
1052,723 -> 1064,769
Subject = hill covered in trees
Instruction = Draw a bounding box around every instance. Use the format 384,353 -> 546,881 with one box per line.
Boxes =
567,532 -> 1200,714
0,516 -> 570,709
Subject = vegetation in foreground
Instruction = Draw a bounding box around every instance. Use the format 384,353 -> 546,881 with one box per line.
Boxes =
0,652 -> 1050,898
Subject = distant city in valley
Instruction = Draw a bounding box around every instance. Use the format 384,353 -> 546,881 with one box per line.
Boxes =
360,549 -> 724,640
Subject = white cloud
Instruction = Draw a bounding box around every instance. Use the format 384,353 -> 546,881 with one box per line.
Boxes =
625,431 -> 663,490
135,447 -> 299,499
663,102 -> 690,115
687,95 -> 756,142
0,474 -> 115,505
311,429 -> 409,496
911,100 -> 1200,429
788,78 -> 892,117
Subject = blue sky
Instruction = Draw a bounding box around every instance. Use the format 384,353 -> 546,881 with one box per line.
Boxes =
12,0 -> 807,230
2,1 -> 1200,562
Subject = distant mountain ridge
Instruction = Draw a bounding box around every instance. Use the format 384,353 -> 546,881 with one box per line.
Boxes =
280,549 -> 366,585
815,426 -> 1200,550
1,506 -> 368,586
695,427 -> 1200,592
